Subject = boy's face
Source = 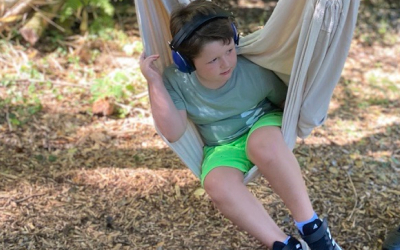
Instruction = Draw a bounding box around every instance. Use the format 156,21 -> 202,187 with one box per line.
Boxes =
193,39 -> 237,88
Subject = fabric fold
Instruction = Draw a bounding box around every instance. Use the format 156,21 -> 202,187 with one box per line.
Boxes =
134,0 -> 360,183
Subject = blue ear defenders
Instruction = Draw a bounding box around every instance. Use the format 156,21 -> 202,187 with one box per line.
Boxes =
169,9 -> 239,74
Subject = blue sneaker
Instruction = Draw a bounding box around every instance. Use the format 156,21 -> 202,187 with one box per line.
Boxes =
300,218 -> 342,250
383,225 -> 400,250
273,237 -> 309,250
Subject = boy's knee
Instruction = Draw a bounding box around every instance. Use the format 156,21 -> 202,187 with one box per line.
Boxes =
203,170 -> 241,204
247,138 -> 278,164
247,127 -> 284,164
204,175 -> 227,202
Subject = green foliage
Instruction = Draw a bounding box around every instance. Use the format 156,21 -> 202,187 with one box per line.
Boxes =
90,70 -> 136,102
89,16 -> 115,34
0,55 -> 45,127
59,0 -> 123,34
122,41 -> 143,56
0,89 -> 42,128
356,0 -> 400,45
60,0 -> 114,21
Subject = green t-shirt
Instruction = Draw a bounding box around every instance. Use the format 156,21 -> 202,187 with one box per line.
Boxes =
163,56 -> 288,146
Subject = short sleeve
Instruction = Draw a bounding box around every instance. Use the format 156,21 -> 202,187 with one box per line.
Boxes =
163,67 -> 187,110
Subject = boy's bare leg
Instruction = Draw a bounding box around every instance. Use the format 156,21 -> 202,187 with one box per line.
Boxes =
246,126 -> 314,222
203,167 -> 288,248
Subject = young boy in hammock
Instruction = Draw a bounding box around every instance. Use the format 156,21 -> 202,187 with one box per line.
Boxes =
140,1 -> 341,249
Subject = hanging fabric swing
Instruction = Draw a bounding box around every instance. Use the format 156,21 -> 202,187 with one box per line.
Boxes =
134,0 -> 360,184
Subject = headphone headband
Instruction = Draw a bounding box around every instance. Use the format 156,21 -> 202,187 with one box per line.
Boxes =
169,8 -> 233,50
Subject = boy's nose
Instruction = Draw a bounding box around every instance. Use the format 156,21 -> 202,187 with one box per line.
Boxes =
220,56 -> 229,68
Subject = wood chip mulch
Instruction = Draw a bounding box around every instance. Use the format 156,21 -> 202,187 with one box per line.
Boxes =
1,40 -> 400,249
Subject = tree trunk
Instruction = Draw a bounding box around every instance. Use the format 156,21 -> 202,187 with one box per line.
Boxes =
19,0 -> 65,45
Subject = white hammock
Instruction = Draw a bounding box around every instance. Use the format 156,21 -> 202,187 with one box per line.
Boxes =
135,0 -> 360,184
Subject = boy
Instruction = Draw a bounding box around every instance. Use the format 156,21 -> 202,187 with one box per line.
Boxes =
140,1 -> 342,249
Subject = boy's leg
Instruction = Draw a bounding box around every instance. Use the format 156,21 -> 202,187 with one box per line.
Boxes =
246,126 -> 341,250
246,126 -> 313,222
203,166 -> 288,248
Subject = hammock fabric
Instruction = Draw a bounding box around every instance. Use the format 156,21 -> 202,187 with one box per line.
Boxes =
135,0 -> 360,184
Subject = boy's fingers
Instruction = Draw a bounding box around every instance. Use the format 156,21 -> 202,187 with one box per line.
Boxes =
139,54 -> 160,73
139,52 -> 147,64
145,54 -> 160,61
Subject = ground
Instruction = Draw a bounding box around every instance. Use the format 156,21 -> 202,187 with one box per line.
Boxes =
0,1 -> 400,249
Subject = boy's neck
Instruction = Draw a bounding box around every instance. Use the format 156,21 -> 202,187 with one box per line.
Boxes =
195,72 -> 230,90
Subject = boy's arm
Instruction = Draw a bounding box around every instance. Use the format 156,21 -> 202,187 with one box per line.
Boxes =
140,53 -> 187,142
266,74 -> 288,109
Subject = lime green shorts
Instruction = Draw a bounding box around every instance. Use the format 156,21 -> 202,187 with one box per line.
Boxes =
200,111 -> 283,186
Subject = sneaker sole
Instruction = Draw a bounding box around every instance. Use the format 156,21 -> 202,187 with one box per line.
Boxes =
300,239 -> 310,250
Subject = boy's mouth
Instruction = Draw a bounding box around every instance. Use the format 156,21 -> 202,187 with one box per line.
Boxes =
220,69 -> 231,75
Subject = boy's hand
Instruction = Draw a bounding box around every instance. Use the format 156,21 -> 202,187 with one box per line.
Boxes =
139,52 -> 162,83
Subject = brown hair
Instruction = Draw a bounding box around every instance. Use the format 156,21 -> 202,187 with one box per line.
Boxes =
169,0 -> 237,62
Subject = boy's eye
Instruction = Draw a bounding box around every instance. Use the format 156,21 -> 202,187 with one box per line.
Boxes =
208,58 -> 217,64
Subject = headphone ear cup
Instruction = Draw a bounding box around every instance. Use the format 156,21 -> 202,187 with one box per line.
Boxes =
231,22 -> 239,45
172,50 -> 194,73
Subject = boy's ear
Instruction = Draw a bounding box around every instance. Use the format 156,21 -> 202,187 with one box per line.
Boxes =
172,50 -> 195,74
